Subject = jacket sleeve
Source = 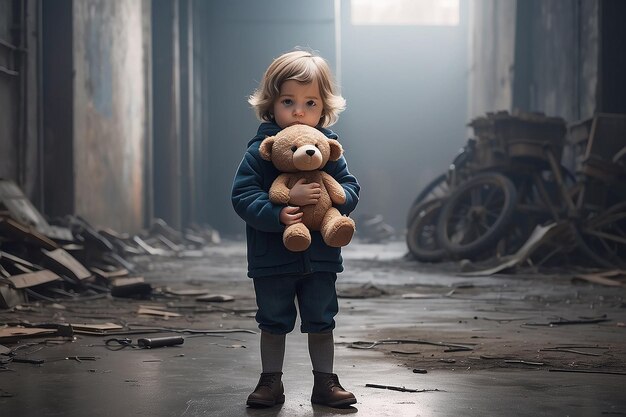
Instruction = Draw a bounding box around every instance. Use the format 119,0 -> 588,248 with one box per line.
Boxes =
231,150 -> 285,233
324,155 -> 360,215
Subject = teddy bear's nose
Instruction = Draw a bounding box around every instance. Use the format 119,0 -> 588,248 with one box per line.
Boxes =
306,149 -> 315,156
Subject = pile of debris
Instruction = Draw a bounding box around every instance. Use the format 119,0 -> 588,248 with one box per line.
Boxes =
0,179 -> 220,309
405,111 -> 626,272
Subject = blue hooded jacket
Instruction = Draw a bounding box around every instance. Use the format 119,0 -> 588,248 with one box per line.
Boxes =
231,122 -> 360,278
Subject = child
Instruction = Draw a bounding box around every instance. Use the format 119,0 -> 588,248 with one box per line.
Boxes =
231,49 -> 360,408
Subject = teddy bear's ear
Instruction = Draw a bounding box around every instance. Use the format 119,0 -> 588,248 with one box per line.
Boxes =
259,136 -> 275,161
328,139 -> 344,161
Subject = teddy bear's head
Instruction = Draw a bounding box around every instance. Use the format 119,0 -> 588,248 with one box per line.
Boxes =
259,124 -> 343,172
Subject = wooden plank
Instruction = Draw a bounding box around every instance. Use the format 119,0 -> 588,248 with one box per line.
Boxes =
0,327 -> 56,343
0,217 -> 58,250
42,248 -> 92,281
7,270 -> 60,289
0,284 -> 26,308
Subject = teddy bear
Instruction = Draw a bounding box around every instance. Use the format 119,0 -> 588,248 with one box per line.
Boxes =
259,124 -> 356,252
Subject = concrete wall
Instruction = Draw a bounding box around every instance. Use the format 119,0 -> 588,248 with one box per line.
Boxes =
515,0 -> 598,121
469,0 -> 600,122
73,0 -> 147,232
467,0 -> 517,121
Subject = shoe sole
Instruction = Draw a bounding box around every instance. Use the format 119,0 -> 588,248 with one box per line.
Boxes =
311,397 -> 357,408
246,394 -> 285,408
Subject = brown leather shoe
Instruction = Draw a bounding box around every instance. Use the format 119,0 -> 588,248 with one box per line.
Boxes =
246,372 -> 285,408
311,371 -> 357,408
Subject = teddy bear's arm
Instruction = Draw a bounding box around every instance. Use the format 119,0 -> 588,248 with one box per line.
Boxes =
321,171 -> 346,205
269,173 -> 292,204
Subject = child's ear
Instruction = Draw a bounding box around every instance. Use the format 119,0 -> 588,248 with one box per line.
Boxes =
328,139 -> 343,161
259,137 -> 275,161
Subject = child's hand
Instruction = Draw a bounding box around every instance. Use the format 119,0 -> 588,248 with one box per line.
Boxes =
280,206 -> 303,226
289,178 -> 321,206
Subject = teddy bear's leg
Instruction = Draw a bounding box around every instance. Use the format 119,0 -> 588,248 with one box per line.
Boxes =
321,208 -> 355,248
283,223 -> 312,252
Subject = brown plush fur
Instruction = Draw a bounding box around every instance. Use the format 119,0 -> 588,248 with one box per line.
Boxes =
260,124 -> 356,252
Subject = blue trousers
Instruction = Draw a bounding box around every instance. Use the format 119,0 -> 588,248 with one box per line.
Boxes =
253,272 -> 338,334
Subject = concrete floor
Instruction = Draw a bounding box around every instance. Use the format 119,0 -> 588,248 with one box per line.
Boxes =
1,240 -> 625,417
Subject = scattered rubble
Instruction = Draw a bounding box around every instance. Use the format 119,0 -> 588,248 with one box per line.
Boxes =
0,178 -> 251,371
0,178 -> 222,308
406,111 -> 626,272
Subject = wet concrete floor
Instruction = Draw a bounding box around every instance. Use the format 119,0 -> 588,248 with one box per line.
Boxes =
1,240 -> 625,416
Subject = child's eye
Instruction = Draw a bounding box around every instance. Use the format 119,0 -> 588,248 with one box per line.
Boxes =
306,100 -> 317,107
281,99 -> 293,106
291,145 -> 297,152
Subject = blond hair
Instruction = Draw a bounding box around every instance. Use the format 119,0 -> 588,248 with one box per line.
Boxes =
249,50 -> 346,128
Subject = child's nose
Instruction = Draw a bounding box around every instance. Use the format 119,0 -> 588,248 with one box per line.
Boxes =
293,106 -> 304,116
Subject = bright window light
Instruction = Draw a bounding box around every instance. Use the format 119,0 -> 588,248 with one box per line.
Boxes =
351,0 -> 459,26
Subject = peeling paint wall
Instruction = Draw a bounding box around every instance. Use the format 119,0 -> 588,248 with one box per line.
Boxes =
469,0 -> 599,122
468,0 -> 517,120
519,0 -> 598,121
73,0 -> 146,232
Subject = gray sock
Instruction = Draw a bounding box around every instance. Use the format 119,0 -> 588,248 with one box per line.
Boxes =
308,331 -> 334,373
260,331 -> 286,373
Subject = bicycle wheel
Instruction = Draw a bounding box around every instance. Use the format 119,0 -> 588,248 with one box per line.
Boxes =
437,172 -> 517,259
406,198 -> 447,262
574,202 -> 626,269
406,173 -> 449,227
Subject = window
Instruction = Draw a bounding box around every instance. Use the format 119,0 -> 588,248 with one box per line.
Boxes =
351,0 -> 459,26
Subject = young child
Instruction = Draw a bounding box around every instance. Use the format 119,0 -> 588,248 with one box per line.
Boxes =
231,50 -> 360,408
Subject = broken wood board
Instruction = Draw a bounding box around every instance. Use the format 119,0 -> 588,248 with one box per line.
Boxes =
133,236 -> 171,256
111,276 -> 145,287
7,270 -> 60,289
42,248 -> 92,281
90,267 -> 130,280
196,294 -> 235,302
137,307 -> 182,318
166,288 -> 210,296
0,217 -> 59,249
0,179 -> 73,241
0,284 -> 27,308
0,250 -> 38,270
11,263 -> 34,274
0,326 -> 57,343
70,322 -> 124,335
460,222 -> 563,276
0,217 -> 59,250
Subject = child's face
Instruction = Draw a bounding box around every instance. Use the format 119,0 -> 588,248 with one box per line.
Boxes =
273,79 -> 323,129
